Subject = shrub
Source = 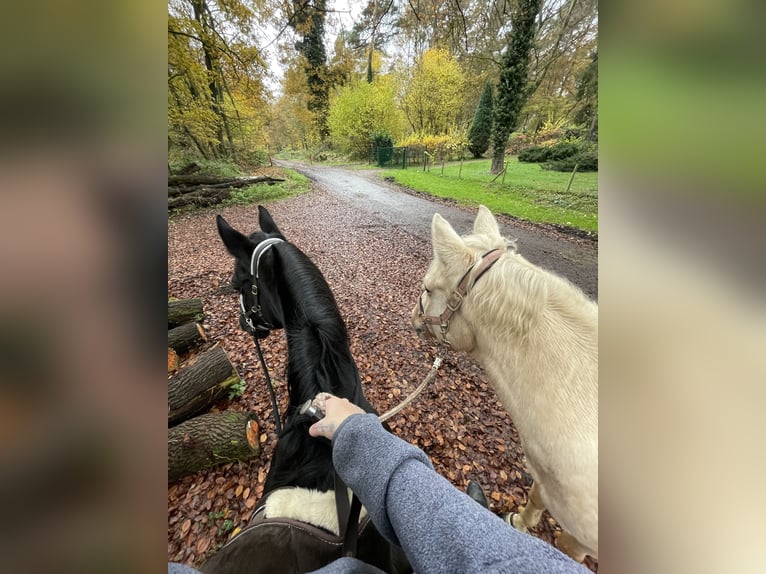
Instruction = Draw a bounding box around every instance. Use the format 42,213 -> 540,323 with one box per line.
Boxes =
328,77 -> 405,159
542,149 -> 598,172
518,141 -> 587,164
371,130 -> 394,166
505,132 -> 528,155
398,132 -> 467,161
547,141 -> 580,161
467,82 -> 494,158
518,145 -> 552,163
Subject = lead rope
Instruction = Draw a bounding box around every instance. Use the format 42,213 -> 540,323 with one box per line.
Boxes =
253,335 -> 283,435
378,354 -> 443,423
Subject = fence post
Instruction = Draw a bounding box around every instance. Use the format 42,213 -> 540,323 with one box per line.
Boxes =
458,157 -> 463,178
501,162 -> 507,184
566,162 -> 580,193
403,147 -> 407,169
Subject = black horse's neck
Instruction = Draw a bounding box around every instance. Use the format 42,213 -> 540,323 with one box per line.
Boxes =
268,244 -> 364,407
262,243 -> 374,494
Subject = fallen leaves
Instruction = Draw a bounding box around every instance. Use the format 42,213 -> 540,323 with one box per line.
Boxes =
167,191 -> 597,572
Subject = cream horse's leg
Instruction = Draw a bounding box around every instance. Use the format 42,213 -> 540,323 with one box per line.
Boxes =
505,481 -> 592,563
505,481 -> 545,532
556,531 -> 590,563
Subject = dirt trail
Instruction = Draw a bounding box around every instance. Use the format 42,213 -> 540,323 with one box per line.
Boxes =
276,159 -> 598,299
167,168 -> 598,571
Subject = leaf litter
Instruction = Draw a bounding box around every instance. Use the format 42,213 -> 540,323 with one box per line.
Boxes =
168,188 -> 597,571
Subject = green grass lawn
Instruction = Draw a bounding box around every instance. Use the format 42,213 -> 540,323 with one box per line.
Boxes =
381,157 -> 598,233
223,169 -> 311,206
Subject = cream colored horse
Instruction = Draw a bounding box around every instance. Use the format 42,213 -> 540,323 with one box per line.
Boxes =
411,205 -> 598,561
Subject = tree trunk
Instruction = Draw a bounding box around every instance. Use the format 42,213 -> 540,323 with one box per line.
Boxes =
168,176 -> 284,197
168,298 -> 204,329
168,344 -> 240,426
167,189 -> 232,210
168,174 -> 240,187
168,411 -> 260,482
168,322 -> 207,354
491,151 -> 505,174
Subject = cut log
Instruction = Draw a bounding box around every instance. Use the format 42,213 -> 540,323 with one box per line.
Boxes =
168,344 -> 240,426
168,411 -> 260,482
167,189 -> 232,210
168,348 -> 179,374
168,322 -> 207,354
168,174 -> 240,187
168,174 -> 285,192
168,298 -> 203,328
167,175 -> 287,210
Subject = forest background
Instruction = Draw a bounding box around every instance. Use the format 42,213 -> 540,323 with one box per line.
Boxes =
168,0 -> 598,173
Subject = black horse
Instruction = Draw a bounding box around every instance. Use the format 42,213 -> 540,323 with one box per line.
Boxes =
203,206 -> 411,574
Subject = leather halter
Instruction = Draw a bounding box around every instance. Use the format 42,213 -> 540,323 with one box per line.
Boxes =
418,248 -> 503,345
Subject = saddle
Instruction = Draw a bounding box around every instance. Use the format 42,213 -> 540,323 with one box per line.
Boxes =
201,475 -> 404,574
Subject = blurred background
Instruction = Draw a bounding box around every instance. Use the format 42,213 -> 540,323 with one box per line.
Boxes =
0,0 -> 764,572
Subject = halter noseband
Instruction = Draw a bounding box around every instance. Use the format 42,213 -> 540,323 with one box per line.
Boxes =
418,248 -> 503,346
239,237 -> 285,336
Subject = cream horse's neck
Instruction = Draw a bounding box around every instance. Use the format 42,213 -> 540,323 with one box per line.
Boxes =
465,255 -> 599,555
467,256 -> 598,450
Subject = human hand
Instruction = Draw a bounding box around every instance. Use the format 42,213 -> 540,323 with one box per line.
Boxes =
308,394 -> 366,441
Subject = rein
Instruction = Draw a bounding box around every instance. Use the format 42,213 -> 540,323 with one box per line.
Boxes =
253,334 -> 282,435
378,355 -> 443,422
243,237 -> 285,434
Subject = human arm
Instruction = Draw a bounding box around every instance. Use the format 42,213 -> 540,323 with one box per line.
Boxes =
316,400 -> 589,574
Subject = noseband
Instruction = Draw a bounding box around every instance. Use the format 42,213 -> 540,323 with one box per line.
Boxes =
240,237 -> 285,336
418,249 -> 503,346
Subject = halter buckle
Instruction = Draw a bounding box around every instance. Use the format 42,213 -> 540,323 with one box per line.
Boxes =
446,291 -> 463,312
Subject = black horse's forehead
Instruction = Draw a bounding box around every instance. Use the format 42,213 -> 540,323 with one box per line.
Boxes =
248,231 -> 270,243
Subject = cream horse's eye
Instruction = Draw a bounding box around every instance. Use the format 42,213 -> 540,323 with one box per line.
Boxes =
422,282 -> 431,293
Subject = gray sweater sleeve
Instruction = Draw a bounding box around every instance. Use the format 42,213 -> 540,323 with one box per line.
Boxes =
328,413 -> 590,574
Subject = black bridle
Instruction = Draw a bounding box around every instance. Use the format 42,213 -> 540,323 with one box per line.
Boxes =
238,237 -> 285,434
239,237 -> 285,339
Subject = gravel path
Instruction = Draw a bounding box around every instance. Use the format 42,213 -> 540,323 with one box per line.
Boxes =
276,160 -> 597,299
168,173 -> 598,571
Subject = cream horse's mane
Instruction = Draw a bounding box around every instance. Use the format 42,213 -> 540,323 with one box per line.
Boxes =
415,205 -> 598,561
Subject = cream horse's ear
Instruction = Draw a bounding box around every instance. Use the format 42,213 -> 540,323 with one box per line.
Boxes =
473,205 -> 502,240
432,213 -> 472,266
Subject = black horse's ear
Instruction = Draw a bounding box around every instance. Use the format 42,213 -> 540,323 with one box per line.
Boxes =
258,205 -> 284,237
216,215 -> 253,259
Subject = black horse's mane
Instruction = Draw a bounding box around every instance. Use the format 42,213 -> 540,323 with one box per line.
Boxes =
210,211 -> 410,574
261,240 -> 375,493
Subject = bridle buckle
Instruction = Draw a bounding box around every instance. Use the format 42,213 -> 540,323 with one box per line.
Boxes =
445,291 -> 463,312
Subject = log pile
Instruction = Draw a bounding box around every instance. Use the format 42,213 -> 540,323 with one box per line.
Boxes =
168,174 -> 285,210
168,411 -> 259,483
167,298 -> 260,482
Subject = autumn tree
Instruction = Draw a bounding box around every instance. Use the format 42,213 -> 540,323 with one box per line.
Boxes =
402,48 -> 466,135
268,60 -> 318,151
491,0 -> 542,173
327,76 -> 405,158
168,0 -> 268,160
347,0 -> 401,83
467,81 -> 494,158
573,49 -> 598,141
521,0 -> 598,133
